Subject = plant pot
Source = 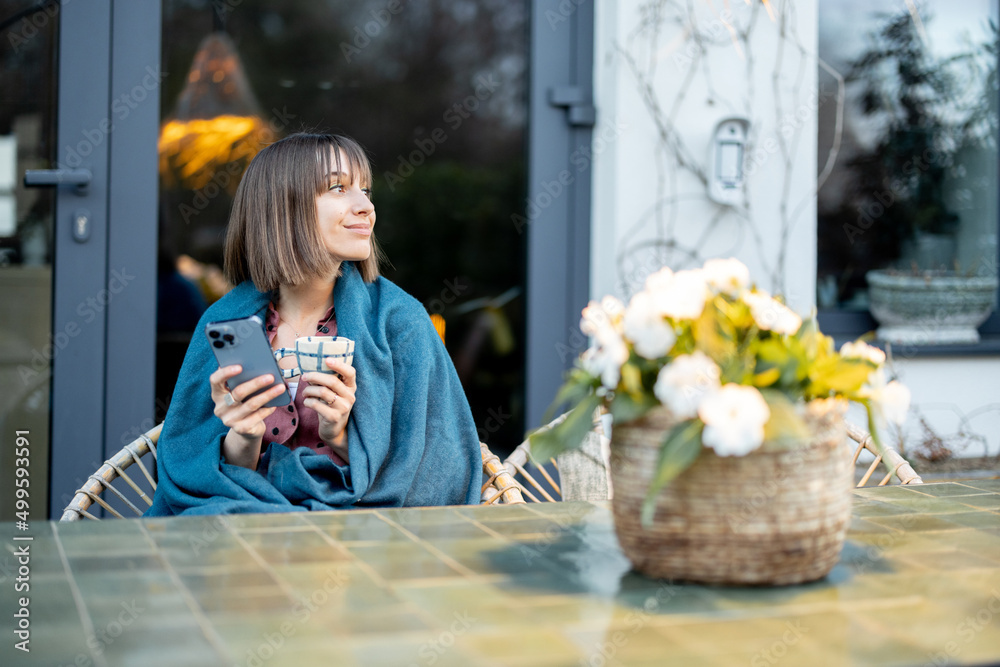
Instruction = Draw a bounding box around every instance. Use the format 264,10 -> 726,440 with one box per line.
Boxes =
866,269 -> 998,345
609,400 -> 852,585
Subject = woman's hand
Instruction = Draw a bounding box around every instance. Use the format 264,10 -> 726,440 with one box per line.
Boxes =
210,365 -> 288,469
301,359 -> 356,461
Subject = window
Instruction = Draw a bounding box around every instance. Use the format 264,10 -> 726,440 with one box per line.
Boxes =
817,0 -> 999,340
158,1 -> 529,448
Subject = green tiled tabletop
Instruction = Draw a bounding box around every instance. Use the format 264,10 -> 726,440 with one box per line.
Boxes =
3,481 -> 1000,666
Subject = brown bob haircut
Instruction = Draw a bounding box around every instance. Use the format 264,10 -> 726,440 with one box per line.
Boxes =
223,132 -> 383,291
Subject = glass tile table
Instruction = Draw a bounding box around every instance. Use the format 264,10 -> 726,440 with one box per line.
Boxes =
4,481 -> 1000,666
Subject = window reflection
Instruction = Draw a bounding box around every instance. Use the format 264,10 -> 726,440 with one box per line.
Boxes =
0,0 -> 57,519
158,1 -> 527,449
159,32 -> 273,193
817,0 -> 998,309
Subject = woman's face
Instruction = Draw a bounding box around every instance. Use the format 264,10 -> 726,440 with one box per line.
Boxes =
316,148 -> 375,265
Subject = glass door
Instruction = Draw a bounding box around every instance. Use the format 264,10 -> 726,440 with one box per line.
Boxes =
157,0 -> 530,451
1,0 -> 594,521
0,1 -> 59,520
1,2 -> 161,520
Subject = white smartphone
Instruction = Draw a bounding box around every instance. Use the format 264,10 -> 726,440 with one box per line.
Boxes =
205,315 -> 291,408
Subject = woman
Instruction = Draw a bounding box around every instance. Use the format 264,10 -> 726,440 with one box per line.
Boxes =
147,133 -> 482,515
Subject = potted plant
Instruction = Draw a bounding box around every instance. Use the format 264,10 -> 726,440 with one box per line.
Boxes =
531,258 -> 910,585
845,12 -> 999,342
867,267 -> 998,345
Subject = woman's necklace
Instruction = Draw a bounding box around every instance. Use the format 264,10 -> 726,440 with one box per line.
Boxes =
281,306 -> 335,337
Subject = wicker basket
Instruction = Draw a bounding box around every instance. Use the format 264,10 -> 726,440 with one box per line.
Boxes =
609,399 -> 852,585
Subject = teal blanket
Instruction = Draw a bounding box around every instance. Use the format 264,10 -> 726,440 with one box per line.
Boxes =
146,263 -> 482,515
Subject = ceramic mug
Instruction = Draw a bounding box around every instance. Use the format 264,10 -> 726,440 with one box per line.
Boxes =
273,336 -> 354,378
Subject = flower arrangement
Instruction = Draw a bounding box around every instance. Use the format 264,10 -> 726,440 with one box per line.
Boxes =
531,257 -> 910,522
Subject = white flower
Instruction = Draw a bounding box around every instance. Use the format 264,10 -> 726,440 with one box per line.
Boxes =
880,381 -> 911,425
862,369 -> 911,426
644,266 -> 674,293
703,257 -> 750,296
623,292 -> 677,359
580,297 -> 628,390
843,347 -> 909,427
653,351 -> 721,419
600,295 -> 625,319
580,338 -> 629,390
697,384 -> 771,456
581,296 -> 624,341
840,340 -> 886,365
649,269 -> 709,321
742,289 -> 802,335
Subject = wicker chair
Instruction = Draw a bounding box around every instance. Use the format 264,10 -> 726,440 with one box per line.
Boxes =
61,424 -> 161,520
847,421 -> 923,487
486,417 -> 923,505
61,423 -> 520,520
480,443 -> 527,504
480,409 -> 610,505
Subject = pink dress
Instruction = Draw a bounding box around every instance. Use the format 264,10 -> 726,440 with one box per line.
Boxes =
261,302 -> 346,466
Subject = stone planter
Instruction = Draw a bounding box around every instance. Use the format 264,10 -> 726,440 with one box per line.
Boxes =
866,270 -> 998,345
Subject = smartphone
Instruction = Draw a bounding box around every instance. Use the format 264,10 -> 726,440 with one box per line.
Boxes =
205,315 -> 291,408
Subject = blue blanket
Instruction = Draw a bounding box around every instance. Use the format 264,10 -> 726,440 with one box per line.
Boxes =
146,263 -> 482,515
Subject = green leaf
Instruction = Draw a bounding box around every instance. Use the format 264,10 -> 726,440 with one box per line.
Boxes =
621,362 -> 644,397
861,398 -> 888,457
671,328 -> 697,356
795,314 -> 830,361
529,393 -> 602,462
641,420 -> 704,527
722,294 -> 755,330
751,367 -> 781,388
609,391 -> 658,424
760,390 -> 810,448
755,338 -> 801,388
796,312 -> 819,339
541,369 -> 598,424
808,357 -> 873,397
693,298 -> 736,362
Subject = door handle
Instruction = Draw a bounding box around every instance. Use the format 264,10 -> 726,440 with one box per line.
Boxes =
548,85 -> 596,127
24,168 -> 91,195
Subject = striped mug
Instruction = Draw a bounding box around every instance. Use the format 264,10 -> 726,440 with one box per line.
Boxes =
273,336 -> 354,379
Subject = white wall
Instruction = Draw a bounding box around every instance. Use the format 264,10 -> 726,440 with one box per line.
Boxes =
592,0 -> 818,312
893,357 -> 1000,458
591,0 -> 1000,460
844,357 -> 1000,460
